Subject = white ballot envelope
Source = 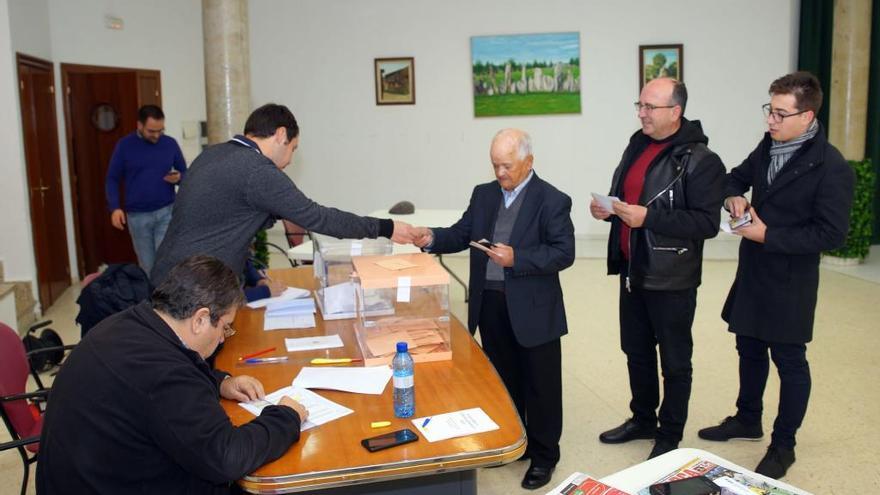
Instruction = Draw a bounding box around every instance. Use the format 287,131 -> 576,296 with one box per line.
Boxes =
591,192 -> 620,214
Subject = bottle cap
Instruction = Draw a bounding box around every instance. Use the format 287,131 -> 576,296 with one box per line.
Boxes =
396,341 -> 408,353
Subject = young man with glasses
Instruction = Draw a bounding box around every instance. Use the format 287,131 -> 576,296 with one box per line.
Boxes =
37,256 -> 308,494
590,77 -> 725,460
698,71 -> 854,479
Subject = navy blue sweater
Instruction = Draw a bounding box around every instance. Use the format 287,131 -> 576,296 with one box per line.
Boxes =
105,132 -> 187,212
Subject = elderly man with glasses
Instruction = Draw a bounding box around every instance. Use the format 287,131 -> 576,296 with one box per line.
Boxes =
697,71 -> 854,479
37,256 -> 308,494
590,77 -> 725,460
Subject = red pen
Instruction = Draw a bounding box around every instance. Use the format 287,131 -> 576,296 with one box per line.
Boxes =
238,347 -> 276,361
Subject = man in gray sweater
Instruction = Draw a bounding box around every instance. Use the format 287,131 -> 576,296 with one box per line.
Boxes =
151,104 -> 415,284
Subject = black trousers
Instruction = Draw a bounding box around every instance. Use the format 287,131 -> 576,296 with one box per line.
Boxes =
619,276 -> 696,442
734,335 -> 810,450
478,289 -> 562,468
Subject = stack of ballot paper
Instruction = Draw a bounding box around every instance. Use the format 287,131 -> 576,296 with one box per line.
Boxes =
246,287 -> 311,309
264,295 -> 317,331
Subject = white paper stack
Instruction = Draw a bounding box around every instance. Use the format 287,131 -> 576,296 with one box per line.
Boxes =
264,295 -> 317,331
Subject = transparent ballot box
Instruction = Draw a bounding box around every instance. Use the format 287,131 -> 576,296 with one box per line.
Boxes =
312,233 -> 392,320
351,253 -> 452,366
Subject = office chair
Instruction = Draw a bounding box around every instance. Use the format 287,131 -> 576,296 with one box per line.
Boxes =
0,322 -> 73,495
266,219 -> 312,267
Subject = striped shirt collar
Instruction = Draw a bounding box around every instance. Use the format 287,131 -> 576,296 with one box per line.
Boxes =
230,134 -> 262,154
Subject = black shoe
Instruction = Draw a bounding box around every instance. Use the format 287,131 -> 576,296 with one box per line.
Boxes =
755,446 -> 795,479
521,464 -> 555,490
698,416 -> 763,442
648,439 -> 678,459
599,418 -> 656,444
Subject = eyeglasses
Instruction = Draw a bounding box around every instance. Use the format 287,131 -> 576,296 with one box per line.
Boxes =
219,320 -> 236,338
634,102 -> 676,113
762,103 -> 809,123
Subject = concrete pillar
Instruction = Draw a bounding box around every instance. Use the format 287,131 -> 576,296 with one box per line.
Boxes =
202,0 -> 251,145
829,0 -> 873,160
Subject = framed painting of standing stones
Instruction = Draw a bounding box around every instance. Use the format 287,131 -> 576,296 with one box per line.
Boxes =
375,57 -> 415,105
470,32 -> 581,117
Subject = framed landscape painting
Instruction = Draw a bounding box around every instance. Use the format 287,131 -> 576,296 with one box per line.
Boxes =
470,32 -> 581,117
639,44 -> 683,89
375,57 -> 415,105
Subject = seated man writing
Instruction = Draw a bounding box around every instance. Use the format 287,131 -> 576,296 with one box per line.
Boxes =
37,255 -> 307,494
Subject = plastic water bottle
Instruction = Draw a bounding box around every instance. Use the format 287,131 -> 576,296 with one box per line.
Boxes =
392,341 -> 415,418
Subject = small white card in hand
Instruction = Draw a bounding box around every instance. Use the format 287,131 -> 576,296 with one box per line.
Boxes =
412,407 -> 499,443
285,334 -> 343,352
591,192 -> 620,214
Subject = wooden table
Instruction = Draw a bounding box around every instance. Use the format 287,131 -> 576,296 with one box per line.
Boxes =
218,268 -> 526,494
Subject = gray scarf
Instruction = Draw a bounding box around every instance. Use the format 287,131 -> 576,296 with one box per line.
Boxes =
767,119 -> 819,184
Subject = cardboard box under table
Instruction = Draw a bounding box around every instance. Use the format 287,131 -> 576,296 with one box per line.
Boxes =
352,253 -> 452,366
311,233 -> 392,320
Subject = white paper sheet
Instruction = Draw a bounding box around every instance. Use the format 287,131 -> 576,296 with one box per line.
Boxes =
238,386 -> 353,431
292,366 -> 392,395
590,192 -> 620,214
264,313 -> 316,331
411,407 -> 499,443
265,297 -> 315,315
322,282 -> 357,315
246,287 -> 311,309
285,334 -> 344,352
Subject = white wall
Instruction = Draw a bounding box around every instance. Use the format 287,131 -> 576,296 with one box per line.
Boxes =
249,0 -> 798,238
0,0 -> 38,282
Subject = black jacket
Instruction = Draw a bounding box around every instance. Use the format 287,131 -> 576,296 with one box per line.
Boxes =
75,264 -> 152,337
429,174 -> 575,348
37,302 -> 301,494
606,118 -> 726,290
722,124 -> 854,343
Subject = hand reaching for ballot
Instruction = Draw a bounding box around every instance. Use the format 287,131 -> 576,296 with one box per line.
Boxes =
412,227 -> 433,248
487,242 -> 515,267
279,396 -> 309,423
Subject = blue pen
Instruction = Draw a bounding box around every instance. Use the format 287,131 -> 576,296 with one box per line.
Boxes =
421,417 -> 431,427
244,356 -> 289,364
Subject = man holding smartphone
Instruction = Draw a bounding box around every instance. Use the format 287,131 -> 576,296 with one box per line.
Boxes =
413,129 -> 575,490
698,72 -> 854,479
106,104 -> 187,275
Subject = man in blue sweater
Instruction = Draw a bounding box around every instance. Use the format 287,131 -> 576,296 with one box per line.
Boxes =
106,105 -> 187,275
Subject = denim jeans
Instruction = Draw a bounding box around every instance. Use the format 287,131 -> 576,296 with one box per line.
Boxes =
126,204 -> 173,276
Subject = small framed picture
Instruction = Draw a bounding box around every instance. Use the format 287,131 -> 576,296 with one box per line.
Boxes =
639,44 -> 683,89
375,57 -> 415,105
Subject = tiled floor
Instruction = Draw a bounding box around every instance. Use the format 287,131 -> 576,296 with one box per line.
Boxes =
2,250 -> 879,494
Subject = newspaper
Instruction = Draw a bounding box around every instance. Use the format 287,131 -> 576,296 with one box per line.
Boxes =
634,458 -> 799,495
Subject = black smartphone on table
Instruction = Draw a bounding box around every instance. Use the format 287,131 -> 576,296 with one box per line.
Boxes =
361,428 -> 419,452
648,476 -> 721,495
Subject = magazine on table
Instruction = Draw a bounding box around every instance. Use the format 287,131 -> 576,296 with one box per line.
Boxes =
546,471 -> 629,495
634,458 -> 799,495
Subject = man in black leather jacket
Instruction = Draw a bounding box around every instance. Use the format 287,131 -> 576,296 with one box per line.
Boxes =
590,77 -> 725,459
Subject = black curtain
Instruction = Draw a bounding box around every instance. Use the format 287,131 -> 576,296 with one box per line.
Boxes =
797,0 -> 834,129
869,0 -> 880,242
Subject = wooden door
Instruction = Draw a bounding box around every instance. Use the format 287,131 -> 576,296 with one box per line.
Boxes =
16,54 -> 71,309
64,67 -> 143,275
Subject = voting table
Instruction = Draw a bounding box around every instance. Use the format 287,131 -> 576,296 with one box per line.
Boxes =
217,267 -> 525,494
